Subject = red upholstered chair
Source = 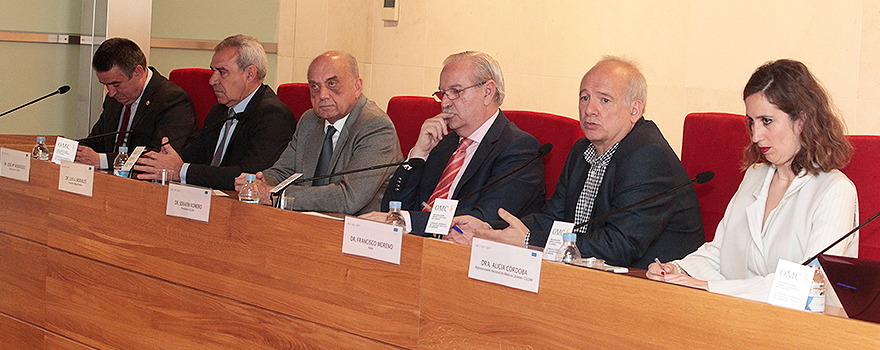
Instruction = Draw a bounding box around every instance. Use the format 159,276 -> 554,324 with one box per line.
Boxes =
504,110 -> 583,198
169,68 -> 217,130
680,112 -> 751,241
276,83 -> 311,122
386,96 -> 442,155
841,135 -> 880,260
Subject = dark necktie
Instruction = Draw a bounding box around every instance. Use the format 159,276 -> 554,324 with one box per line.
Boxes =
210,108 -> 236,167
115,104 -> 132,152
313,125 -> 337,186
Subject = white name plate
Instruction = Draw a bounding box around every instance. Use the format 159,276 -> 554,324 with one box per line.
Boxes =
51,137 -> 78,164
342,216 -> 403,265
469,237 -> 543,293
0,147 -> 31,182
166,183 -> 212,222
543,221 -> 574,261
58,161 -> 94,197
425,198 -> 458,235
768,258 -> 814,310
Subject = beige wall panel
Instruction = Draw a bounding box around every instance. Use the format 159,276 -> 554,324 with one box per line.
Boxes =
502,73 -> 546,112
481,2 -> 547,78
292,57 -> 313,83
324,0 -> 372,64
686,0 -> 770,92
859,0 -> 880,100
769,0 -> 862,100
541,0 -> 615,79
371,0 -> 428,67
540,76 -> 581,119
856,99 -> 880,133
685,87 -> 746,115
424,0 -> 489,69
648,85 -> 689,155
614,1 -> 689,88
294,0 -> 329,60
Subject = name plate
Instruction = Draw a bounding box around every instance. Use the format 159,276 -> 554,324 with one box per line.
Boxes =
543,221 -> 574,261
165,183 -> 212,222
768,259 -> 814,310
469,237 -> 543,293
342,216 -> 403,265
51,136 -> 78,164
0,147 -> 30,182
425,198 -> 458,235
58,161 -> 94,196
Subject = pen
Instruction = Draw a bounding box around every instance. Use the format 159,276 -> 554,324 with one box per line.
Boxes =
421,201 -> 432,211
452,225 -> 463,234
654,257 -> 666,276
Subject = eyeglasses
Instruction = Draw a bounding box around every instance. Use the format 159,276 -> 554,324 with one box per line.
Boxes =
433,81 -> 487,102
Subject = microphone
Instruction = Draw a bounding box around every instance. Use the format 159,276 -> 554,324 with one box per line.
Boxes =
76,128 -> 133,142
571,170 -> 714,232
270,158 -> 427,208
0,85 -> 71,119
456,142 -> 552,202
802,209 -> 880,265
157,112 -> 240,149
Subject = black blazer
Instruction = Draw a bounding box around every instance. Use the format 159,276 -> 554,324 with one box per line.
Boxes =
81,67 -> 196,161
383,111 -> 545,235
521,117 -> 705,269
179,84 -> 295,190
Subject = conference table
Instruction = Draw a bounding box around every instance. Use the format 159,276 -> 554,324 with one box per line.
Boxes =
1,134 -> 879,349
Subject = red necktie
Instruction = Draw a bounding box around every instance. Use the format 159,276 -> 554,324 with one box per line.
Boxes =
424,138 -> 474,210
115,104 -> 132,152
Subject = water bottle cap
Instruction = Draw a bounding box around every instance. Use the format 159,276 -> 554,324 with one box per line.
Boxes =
389,201 -> 402,209
118,146 -> 128,153
563,233 -> 577,241
245,174 -> 256,181
36,136 -> 45,142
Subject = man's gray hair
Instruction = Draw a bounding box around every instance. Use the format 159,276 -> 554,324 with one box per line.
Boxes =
597,55 -> 647,111
443,51 -> 505,106
215,34 -> 268,80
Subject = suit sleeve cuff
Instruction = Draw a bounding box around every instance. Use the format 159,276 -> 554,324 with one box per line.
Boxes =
180,163 -> 190,184
99,154 -> 109,169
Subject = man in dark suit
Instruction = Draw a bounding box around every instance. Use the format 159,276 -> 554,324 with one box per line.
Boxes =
76,37 -> 195,169
360,51 -> 545,235
135,35 -> 295,190
449,57 -> 705,269
233,51 -> 402,215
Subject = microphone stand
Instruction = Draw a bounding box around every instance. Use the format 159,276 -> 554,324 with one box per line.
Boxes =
802,209 -> 880,265
457,143 -> 552,202
0,85 -> 71,119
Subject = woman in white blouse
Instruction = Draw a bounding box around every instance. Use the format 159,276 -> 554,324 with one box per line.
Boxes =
646,59 -> 858,303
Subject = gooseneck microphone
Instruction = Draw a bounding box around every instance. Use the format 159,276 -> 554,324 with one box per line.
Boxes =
802,209 -> 880,265
571,170 -> 714,233
456,142 -> 552,202
0,85 -> 71,119
156,112 -> 241,149
271,158 -> 427,208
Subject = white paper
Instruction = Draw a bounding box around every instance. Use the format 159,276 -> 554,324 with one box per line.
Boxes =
0,147 -> 31,182
768,259 -> 814,310
469,237 -> 543,293
51,137 -> 78,164
543,221 -> 574,261
270,173 -> 303,194
165,183 -> 212,222
122,146 -> 146,171
58,161 -> 94,197
342,216 -> 403,265
424,198 -> 458,235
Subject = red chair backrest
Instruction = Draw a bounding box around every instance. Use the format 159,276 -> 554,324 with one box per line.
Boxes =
841,135 -> 880,260
168,68 -> 217,130
680,112 -> 751,241
504,110 -> 583,198
386,96 -> 441,155
276,83 -> 311,122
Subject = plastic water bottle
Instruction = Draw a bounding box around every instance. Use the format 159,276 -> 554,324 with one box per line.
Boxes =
556,233 -> 581,263
238,174 -> 261,204
806,264 -> 826,313
32,136 -> 50,160
385,201 -> 407,233
113,146 -> 130,178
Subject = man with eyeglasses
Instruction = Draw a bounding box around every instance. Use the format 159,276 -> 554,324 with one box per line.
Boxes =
233,50 -> 402,215
361,51 -> 545,235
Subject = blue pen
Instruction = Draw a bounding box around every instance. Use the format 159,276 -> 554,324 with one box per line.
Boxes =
452,225 -> 463,234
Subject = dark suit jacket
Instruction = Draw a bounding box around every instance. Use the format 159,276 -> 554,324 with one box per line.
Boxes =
520,117 -> 704,269
383,111 -> 546,235
81,67 -> 195,163
179,84 -> 295,190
